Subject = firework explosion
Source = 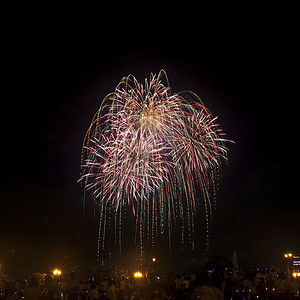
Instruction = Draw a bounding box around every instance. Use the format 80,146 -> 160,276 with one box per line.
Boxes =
80,70 -> 231,262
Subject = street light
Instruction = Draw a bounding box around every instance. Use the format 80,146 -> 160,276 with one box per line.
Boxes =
152,257 -> 156,262
134,271 -> 143,278
53,269 -> 62,276
284,253 -> 294,280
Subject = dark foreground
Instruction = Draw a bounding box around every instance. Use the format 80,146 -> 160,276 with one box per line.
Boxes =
1,265 -> 300,300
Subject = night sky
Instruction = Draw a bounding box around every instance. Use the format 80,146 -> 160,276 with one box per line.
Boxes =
1,11 -> 299,272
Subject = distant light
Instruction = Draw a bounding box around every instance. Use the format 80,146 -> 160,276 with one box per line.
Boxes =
284,254 -> 288,258
152,257 -> 156,262
53,269 -> 62,276
134,271 -> 143,278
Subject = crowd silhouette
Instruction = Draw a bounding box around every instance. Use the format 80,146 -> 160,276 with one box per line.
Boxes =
1,265 -> 300,299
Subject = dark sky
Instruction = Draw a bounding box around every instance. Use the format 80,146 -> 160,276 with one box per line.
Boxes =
1,11 -> 299,271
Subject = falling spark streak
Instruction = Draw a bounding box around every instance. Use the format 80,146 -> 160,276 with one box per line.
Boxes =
79,70 -> 233,260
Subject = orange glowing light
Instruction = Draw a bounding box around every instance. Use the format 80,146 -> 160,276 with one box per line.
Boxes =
134,271 -> 143,278
53,269 -> 62,276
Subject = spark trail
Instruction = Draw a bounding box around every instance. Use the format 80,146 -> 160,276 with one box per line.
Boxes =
79,70 -> 232,262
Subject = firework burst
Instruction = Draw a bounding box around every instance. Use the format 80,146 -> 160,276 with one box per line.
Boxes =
80,70 -> 231,262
